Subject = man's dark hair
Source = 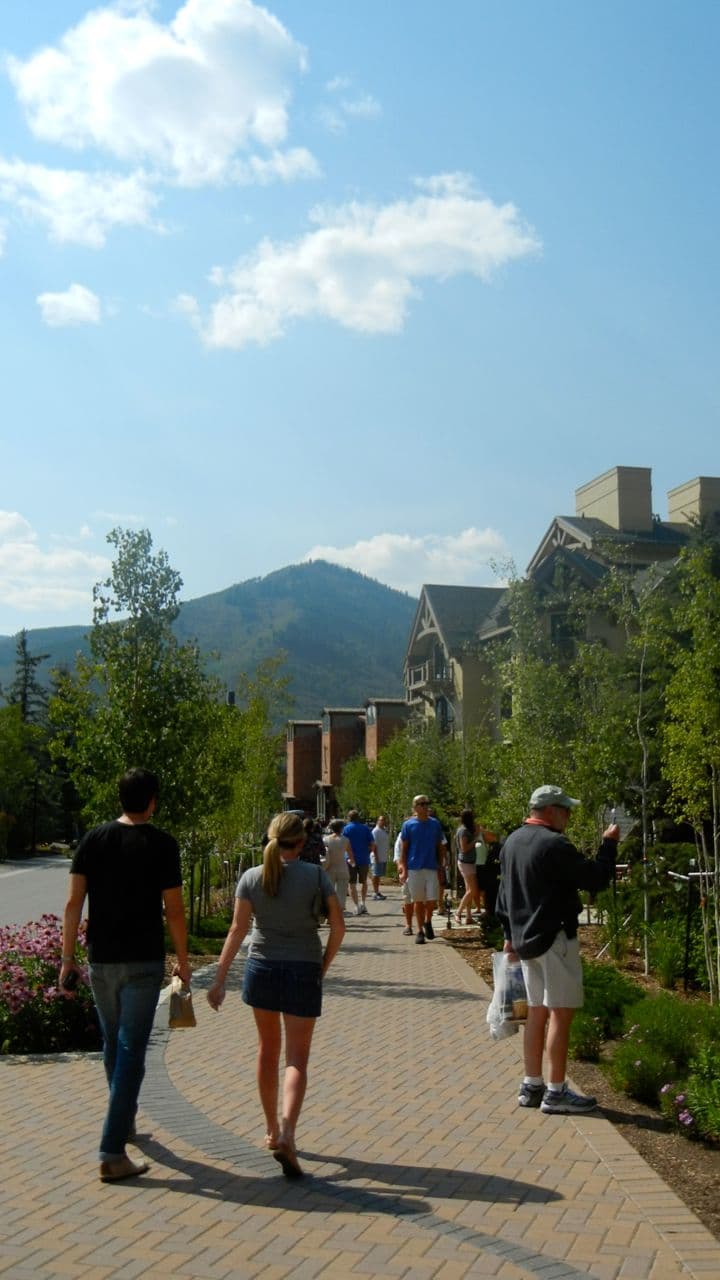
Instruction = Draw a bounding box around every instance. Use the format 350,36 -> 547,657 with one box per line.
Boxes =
119,768 -> 159,814
347,809 -> 359,822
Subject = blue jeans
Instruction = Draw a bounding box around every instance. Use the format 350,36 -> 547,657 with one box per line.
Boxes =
89,961 -> 164,1160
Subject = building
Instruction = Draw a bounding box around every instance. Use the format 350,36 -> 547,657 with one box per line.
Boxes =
403,585 -> 505,736
405,466 -> 720,740
284,720 -> 322,814
364,697 -> 410,763
315,706 -> 366,822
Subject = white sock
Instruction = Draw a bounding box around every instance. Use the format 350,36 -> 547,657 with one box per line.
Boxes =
548,1081 -> 565,1093
524,1076 -> 543,1087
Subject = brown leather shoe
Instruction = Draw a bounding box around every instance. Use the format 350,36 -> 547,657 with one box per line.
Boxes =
99,1155 -> 149,1182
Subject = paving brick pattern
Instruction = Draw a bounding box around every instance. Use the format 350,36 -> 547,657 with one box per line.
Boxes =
2,889 -> 719,1278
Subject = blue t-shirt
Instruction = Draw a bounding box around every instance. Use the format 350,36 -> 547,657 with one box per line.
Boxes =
342,821 -> 374,867
401,816 -> 443,871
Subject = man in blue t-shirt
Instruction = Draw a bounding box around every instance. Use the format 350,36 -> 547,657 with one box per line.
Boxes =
342,810 -> 375,915
398,795 -> 446,944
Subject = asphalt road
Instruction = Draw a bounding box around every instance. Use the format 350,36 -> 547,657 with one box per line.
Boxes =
0,856 -> 73,928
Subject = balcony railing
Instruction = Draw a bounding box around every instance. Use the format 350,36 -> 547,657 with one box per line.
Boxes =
406,659 -> 454,691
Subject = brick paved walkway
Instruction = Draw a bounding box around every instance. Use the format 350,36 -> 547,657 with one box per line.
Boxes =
2,889 -> 719,1278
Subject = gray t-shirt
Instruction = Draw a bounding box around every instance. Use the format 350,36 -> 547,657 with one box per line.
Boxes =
237,861 -> 335,963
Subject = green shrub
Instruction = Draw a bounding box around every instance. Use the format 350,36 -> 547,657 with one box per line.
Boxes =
606,994 -> 717,1107
608,1040 -> 674,1106
195,913 -> 232,939
581,960 -> 643,1038
187,934 -> 225,956
569,1011 -> 603,1062
684,1045 -> 720,1142
648,919 -> 684,989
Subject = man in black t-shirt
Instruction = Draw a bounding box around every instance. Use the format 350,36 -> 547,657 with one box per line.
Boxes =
61,768 -> 190,1182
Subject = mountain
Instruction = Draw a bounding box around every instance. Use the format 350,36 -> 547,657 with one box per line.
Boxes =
0,561 -> 417,718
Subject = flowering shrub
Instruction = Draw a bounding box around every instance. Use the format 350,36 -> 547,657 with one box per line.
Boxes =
660,1047 -> 720,1143
606,994 -> 720,1116
0,915 -> 101,1054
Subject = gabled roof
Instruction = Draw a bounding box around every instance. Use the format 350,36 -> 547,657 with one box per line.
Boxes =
528,514 -> 691,574
406,585 -> 505,660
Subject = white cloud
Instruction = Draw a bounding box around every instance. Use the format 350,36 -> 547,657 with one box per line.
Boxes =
182,173 -> 541,348
319,76 -> 381,132
37,282 -> 101,327
303,527 -> 508,596
0,158 -> 160,246
341,93 -> 381,120
230,147 -> 320,186
5,0 -> 311,187
0,512 -> 109,618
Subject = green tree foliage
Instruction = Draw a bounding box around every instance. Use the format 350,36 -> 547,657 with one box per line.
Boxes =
5,629 -> 49,723
216,656 -> 291,861
487,576 -> 574,834
1,631 -> 60,854
663,542 -> 720,1001
49,528 -> 232,837
0,706 -> 37,859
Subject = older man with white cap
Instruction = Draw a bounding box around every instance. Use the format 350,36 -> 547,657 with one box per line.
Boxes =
496,784 -> 619,1114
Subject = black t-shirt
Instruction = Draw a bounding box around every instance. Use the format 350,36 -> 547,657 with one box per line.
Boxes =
71,820 -> 182,962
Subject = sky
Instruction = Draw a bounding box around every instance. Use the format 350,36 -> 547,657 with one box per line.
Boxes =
1,0 -> 719,634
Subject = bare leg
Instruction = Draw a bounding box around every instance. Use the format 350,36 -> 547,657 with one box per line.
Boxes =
403,901 -> 414,928
280,1014 -> 316,1147
252,1008 -> 282,1145
546,1008 -> 574,1084
424,899 -> 437,924
414,901 -> 425,932
523,1005 -> 549,1077
349,880 -> 359,908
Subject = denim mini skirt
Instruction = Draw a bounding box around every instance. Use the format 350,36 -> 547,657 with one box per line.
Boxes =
242,957 -> 323,1018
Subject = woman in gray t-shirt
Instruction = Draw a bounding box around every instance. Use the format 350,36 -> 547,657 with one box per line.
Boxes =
207,812 -> 345,1179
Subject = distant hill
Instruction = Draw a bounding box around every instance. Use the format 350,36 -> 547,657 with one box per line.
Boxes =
0,561 -> 417,718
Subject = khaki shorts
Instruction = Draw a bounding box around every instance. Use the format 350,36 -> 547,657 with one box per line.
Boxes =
407,868 -> 439,904
521,932 -> 583,1009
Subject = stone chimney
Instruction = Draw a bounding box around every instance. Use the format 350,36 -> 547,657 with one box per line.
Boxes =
575,466 -> 653,532
667,476 -> 720,525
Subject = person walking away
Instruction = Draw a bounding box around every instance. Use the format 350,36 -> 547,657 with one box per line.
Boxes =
323,819 -> 351,912
299,818 -> 325,865
455,808 -> 485,924
207,812 -> 345,1178
398,795 -> 446,943
496,784 -> 619,1114
394,824 -> 415,934
60,767 -> 190,1182
342,809 -> 375,915
370,815 -> 389,899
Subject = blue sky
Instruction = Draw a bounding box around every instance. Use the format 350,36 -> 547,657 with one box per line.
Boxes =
1,0 -> 719,633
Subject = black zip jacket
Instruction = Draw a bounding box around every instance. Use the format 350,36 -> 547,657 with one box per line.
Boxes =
496,822 -> 617,959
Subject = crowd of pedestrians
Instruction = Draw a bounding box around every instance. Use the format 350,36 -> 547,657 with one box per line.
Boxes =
61,768 -> 618,1183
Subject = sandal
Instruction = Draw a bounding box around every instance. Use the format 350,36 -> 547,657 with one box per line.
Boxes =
273,1140 -> 304,1179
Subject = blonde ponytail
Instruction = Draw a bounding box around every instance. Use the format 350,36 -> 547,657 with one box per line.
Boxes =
262,812 -> 305,896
